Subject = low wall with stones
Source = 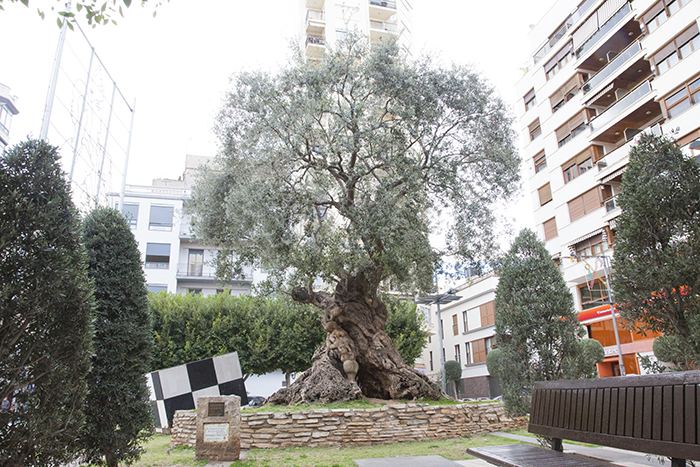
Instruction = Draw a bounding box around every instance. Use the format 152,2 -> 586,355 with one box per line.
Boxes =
171,401 -> 526,450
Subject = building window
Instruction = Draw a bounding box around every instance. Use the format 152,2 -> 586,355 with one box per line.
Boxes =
117,203 -> 139,228
529,119 -> 542,141
452,314 -> 459,336
653,23 -> 699,75
562,146 -> 604,183
485,337 -> 493,355
187,288 -> 202,295
465,342 -> 471,365
524,88 -> 536,112
643,0 -> 684,34
534,151 -> 547,173
538,182 -> 553,207
462,310 -> 468,333
480,301 -> 495,327
545,41 -> 573,80
543,217 -> 558,241
568,187 -> 602,222
147,284 -> 167,293
579,280 -> 609,310
556,110 -> 588,147
455,344 -> 461,363
145,243 -> 170,269
188,249 -> 204,276
149,205 -> 174,231
664,75 -> 700,119
429,351 -> 434,371
575,233 -> 609,257
550,74 -> 584,113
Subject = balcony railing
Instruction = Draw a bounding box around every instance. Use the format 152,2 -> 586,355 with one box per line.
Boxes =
369,20 -> 397,32
605,196 -> 618,212
306,35 -> 325,46
576,3 -> 631,59
176,263 -> 252,281
306,9 -> 324,22
589,80 -> 652,133
369,0 -> 396,9
583,41 -> 642,95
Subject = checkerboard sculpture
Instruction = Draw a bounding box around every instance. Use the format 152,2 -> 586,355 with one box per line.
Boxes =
146,351 -> 248,428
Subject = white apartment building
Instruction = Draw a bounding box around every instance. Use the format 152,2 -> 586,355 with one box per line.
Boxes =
108,155 -> 263,296
301,0 -> 413,61
0,82 -> 19,152
515,0 -> 700,376
421,273 -> 501,399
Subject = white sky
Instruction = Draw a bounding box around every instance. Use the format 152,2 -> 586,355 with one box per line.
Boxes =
0,0 -> 558,232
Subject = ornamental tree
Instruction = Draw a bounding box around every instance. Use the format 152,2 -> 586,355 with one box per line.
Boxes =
444,360 -> 463,399
189,35 -> 520,403
81,207 -> 153,467
0,139 -> 93,465
612,133 -> 700,367
491,229 -> 598,416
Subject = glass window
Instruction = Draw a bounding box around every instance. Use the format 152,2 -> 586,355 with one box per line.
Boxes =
145,243 -> 170,269
122,203 -> 139,228
188,249 -> 204,276
455,344 -> 461,363
149,205 -> 174,231
147,284 -> 168,293
578,158 -> 592,174
579,280 -> 609,310
534,152 -> 547,173
187,288 -> 202,295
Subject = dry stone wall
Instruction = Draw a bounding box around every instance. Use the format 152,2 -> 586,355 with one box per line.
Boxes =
171,401 -> 526,450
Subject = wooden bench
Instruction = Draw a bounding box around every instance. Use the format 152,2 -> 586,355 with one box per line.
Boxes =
468,370 -> 700,467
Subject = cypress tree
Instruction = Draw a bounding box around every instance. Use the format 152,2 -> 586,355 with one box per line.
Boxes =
82,207 -> 153,467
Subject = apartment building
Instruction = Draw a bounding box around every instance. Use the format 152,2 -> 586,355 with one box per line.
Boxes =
301,0 -> 413,61
515,0 -> 700,376
421,273 -> 501,399
107,155 -> 263,296
0,82 -> 19,152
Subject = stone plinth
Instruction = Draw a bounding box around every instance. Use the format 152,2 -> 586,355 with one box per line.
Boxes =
195,395 -> 240,461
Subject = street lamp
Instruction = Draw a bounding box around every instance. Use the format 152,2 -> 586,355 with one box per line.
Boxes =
416,288 -> 462,392
569,253 -> 626,376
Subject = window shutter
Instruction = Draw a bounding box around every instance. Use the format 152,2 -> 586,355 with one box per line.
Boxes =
569,110 -> 587,131
676,23 -> 699,47
479,301 -> 495,327
556,123 -> 571,142
472,340 -> 486,363
569,195 -> 586,221
653,41 -> 678,64
538,183 -> 553,206
529,119 -> 541,134
582,187 -> 602,214
544,217 -> 558,241
572,12 -> 599,48
564,74 -> 581,95
597,0 -> 626,26
524,88 -> 536,103
642,1 -> 664,24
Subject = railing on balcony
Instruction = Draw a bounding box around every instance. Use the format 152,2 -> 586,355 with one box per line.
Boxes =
605,195 -> 619,213
176,263 -> 251,281
570,0 -> 598,26
369,20 -> 397,32
369,0 -> 396,9
306,35 -> 325,47
306,9 -> 324,22
583,41 -> 642,95
589,80 -> 652,132
576,3 -> 632,59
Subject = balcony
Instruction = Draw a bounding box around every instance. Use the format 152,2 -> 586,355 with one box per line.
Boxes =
305,34 -> 326,59
589,80 -> 655,134
369,19 -> 397,42
306,9 -> 325,35
576,3 -> 632,59
369,0 -> 396,22
583,40 -> 642,96
604,195 -> 618,213
176,263 -> 252,283
305,0 -> 324,9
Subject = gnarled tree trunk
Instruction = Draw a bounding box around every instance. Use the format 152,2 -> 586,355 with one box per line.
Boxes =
267,273 -> 440,404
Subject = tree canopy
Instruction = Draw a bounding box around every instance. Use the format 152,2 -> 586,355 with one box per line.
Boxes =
0,139 -> 93,465
81,207 -> 153,467
0,0 -> 167,27
490,229 -> 601,416
612,133 -> 700,368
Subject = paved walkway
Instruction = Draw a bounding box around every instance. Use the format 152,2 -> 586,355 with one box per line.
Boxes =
354,432 -> 668,467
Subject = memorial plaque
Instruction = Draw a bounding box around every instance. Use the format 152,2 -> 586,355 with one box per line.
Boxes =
204,423 -> 229,443
208,402 -> 225,417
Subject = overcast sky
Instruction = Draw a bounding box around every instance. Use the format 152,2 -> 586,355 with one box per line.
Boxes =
0,0 -> 557,231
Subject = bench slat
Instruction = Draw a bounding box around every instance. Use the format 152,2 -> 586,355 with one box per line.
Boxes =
467,445 -> 614,467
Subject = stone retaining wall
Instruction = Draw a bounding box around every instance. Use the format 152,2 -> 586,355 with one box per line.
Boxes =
170,401 -> 526,450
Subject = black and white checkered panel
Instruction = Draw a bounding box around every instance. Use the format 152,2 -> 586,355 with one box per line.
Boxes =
146,351 -> 248,428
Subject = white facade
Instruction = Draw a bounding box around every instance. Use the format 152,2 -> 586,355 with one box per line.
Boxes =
421,273 -> 500,399
515,0 -> 700,376
108,155 -> 266,296
300,0 -> 414,60
0,82 -> 19,152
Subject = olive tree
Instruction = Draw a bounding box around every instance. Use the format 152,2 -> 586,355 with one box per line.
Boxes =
612,133 -> 700,368
189,36 -> 520,403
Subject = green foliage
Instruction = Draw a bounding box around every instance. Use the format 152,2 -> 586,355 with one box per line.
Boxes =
384,296 -> 429,366
0,139 -> 93,465
149,293 -> 325,378
563,339 -> 604,380
81,207 -> 153,467
444,360 -> 462,382
189,34 -> 519,297
652,334 -> 695,371
493,229 -> 594,416
0,0 -> 168,27
612,133 -> 700,368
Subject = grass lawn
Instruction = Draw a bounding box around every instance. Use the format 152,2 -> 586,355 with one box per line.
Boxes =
133,433 -> 524,467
